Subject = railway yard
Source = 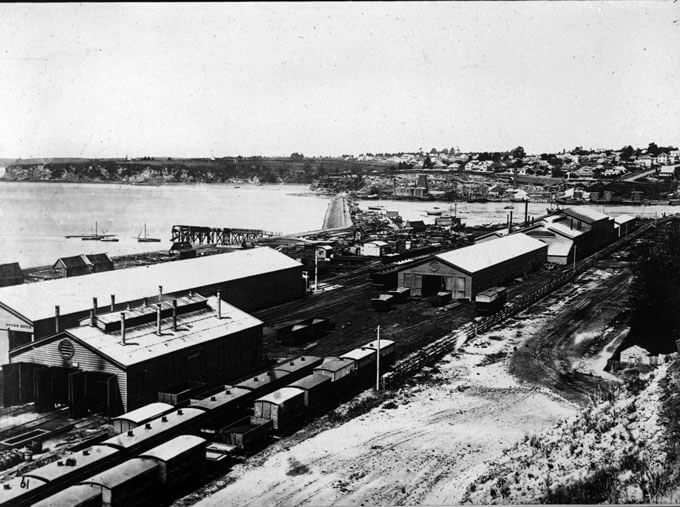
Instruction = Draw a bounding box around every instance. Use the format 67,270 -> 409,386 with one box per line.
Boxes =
0,196 -> 674,506
182,250 -> 638,505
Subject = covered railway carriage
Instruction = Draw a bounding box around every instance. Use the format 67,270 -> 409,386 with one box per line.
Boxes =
101,407 -> 205,457
33,484 -> 101,507
139,435 -> 207,493
80,457 -> 159,507
0,444 -> 119,506
287,373 -> 333,410
111,402 -> 174,434
362,339 -> 396,367
341,347 -> 377,384
252,387 -> 307,432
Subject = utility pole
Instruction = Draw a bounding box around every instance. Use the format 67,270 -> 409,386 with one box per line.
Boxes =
573,245 -> 577,270
314,249 -> 318,292
376,326 -> 381,391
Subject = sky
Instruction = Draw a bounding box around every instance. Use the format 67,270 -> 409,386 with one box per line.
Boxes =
0,2 -> 678,158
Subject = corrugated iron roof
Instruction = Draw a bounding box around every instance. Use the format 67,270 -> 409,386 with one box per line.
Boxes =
255,387 -> 305,405
434,233 -> 547,274
81,457 -> 157,488
67,297 -> 262,367
112,402 -> 174,425
0,247 -> 300,322
139,435 -> 206,462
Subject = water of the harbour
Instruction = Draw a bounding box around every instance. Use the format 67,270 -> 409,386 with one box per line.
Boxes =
0,182 -> 331,268
1,181 -> 676,269
359,197 -> 676,228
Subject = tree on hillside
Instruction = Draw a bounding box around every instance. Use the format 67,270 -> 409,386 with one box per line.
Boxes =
290,152 -> 304,160
423,154 -> 434,169
621,145 -> 635,160
511,146 -> 526,160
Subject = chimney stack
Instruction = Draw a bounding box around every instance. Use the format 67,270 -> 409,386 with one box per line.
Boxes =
92,297 -> 98,315
55,305 -> 60,333
216,291 -> 222,319
143,297 -> 148,307
156,304 -> 162,335
172,299 -> 178,331
120,312 -> 126,344
110,294 -> 115,311
90,309 -> 96,327
508,210 -> 513,233
158,285 -> 163,302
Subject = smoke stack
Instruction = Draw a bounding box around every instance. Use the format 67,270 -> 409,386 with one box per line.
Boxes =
92,297 -> 98,315
90,309 -> 96,327
110,294 -> 115,311
172,299 -> 178,331
120,312 -> 126,344
508,210 -> 513,233
156,304 -> 162,335
158,285 -> 163,302
55,305 -> 60,333
216,291 -> 222,319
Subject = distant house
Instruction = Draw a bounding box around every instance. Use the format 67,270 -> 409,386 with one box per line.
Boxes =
87,253 -> 114,273
658,165 -> 677,179
53,253 -> 114,278
0,263 -> 23,287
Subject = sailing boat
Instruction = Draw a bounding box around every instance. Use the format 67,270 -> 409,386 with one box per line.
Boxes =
137,224 -> 161,243
82,222 -> 108,240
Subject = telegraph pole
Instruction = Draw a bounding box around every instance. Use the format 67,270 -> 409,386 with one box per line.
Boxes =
375,326 -> 381,391
314,249 -> 318,292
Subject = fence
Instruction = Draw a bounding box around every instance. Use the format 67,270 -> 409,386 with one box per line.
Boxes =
382,219 -> 666,387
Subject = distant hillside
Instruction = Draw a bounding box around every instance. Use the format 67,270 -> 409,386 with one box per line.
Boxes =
1,157 -> 394,185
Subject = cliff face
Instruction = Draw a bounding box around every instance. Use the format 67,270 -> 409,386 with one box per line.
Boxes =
2,157 -> 393,185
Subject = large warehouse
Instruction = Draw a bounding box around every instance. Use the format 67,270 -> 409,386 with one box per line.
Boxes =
0,247 -> 304,364
397,233 -> 547,299
7,295 -> 263,415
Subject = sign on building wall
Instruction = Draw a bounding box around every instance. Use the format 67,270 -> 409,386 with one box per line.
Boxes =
0,305 -> 33,333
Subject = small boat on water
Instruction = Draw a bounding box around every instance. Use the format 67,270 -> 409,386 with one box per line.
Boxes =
81,222 -> 116,241
426,207 -> 442,216
137,224 -> 161,243
503,205 -> 514,210
101,237 -> 119,242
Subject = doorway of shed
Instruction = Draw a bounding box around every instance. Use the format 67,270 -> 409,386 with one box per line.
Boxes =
421,275 -> 445,296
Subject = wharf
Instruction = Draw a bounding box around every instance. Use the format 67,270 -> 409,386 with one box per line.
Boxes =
322,193 -> 353,230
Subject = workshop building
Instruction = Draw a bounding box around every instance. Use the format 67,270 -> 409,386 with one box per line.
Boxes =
397,233 -> 547,299
7,295 -> 263,415
0,247 -> 303,364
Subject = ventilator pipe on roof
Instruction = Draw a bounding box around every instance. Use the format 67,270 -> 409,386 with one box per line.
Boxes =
158,285 -> 163,302
120,312 -> 126,345
143,297 -> 148,307
54,305 -> 60,333
92,297 -> 98,316
89,309 -> 96,327
156,304 -> 162,336
110,294 -> 115,311
216,291 -> 222,319
172,299 -> 178,331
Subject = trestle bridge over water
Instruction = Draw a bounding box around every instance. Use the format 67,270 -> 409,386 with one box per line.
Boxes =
170,225 -> 281,247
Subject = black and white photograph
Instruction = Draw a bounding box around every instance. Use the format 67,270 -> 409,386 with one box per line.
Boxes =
0,2 -> 679,505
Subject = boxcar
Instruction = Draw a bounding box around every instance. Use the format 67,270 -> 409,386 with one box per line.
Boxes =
0,475 -> 48,507
80,457 -> 159,507
313,357 -> 356,383
33,484 -> 101,507
361,339 -> 396,367
287,374 -> 333,409
189,386 -> 253,428
111,402 -> 175,435
253,387 -> 306,431
101,408 -> 205,457
139,435 -> 206,487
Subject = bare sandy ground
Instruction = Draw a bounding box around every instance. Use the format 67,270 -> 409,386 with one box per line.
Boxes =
196,322 -> 577,506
